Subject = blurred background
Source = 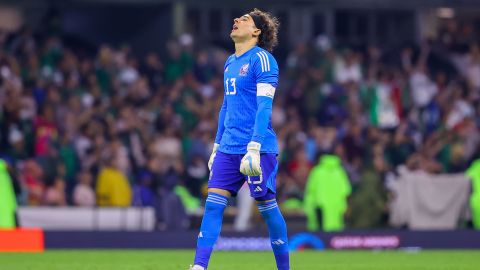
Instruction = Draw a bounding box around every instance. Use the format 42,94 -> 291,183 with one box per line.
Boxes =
1,0 -> 480,251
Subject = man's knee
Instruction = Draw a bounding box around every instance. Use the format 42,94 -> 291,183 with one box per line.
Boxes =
208,188 -> 231,198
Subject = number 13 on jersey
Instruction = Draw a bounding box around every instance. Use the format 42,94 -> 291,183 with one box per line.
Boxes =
225,78 -> 236,95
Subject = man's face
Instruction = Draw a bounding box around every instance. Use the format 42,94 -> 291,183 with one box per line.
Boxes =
230,14 -> 260,42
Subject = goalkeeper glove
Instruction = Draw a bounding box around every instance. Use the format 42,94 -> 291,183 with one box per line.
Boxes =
240,141 -> 262,176
208,143 -> 220,171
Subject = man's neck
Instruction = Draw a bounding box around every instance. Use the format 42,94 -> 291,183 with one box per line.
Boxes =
235,40 -> 257,57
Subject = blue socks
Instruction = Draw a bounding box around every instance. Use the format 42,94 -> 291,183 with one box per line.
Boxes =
194,192 -> 228,268
193,195 -> 290,270
258,200 -> 290,270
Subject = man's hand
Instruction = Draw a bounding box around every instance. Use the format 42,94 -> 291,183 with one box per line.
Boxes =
208,143 -> 220,171
240,142 -> 262,176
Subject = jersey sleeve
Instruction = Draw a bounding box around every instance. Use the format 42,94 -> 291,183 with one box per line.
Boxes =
250,51 -> 279,145
214,55 -> 234,144
214,94 -> 227,144
252,50 -> 279,88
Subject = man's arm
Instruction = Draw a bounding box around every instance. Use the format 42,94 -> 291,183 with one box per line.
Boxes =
251,83 -> 275,145
208,94 -> 227,171
214,95 -> 227,144
240,51 -> 278,176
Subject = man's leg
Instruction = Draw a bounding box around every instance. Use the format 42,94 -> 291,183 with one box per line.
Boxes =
234,183 -> 254,231
193,189 -> 230,269
258,197 -> 290,270
248,154 -> 289,270
192,152 -> 246,269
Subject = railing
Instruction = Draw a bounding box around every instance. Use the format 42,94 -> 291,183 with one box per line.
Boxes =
17,207 -> 156,231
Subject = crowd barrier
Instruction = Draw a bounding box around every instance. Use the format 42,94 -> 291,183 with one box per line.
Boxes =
42,230 -> 480,250
17,207 -> 156,231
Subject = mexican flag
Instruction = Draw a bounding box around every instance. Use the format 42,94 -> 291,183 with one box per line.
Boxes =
368,82 -> 403,128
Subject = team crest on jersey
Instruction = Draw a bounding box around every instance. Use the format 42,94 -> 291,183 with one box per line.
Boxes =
239,63 -> 249,76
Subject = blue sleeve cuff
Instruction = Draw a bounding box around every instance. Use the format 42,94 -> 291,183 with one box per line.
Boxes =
251,96 -> 273,145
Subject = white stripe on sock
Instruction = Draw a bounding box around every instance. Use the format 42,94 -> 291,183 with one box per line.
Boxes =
208,195 -> 227,203
206,199 -> 227,206
206,196 -> 227,204
206,196 -> 227,205
259,204 -> 278,212
258,202 -> 277,209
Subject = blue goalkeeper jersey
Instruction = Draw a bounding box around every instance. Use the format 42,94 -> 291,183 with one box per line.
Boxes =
215,46 -> 279,154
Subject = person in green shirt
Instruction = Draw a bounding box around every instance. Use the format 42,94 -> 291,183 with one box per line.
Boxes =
466,159 -> 480,229
0,159 -> 17,228
304,154 -> 351,231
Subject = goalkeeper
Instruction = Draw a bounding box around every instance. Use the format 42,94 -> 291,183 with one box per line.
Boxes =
190,8 -> 289,270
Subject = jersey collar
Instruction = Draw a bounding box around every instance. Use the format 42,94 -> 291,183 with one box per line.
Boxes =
235,45 -> 259,59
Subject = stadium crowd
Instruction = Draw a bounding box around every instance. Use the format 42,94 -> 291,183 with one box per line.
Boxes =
0,19 -> 479,229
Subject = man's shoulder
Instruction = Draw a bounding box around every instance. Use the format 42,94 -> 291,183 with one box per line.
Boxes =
227,53 -> 236,61
251,47 -> 275,59
250,48 -> 278,74
250,47 -> 277,66
224,54 -> 236,65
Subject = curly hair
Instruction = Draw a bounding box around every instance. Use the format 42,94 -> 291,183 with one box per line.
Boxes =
249,8 -> 280,52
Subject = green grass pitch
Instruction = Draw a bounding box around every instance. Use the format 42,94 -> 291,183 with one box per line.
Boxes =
1,250 -> 479,270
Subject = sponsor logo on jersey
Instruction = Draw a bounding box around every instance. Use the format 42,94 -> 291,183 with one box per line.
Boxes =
239,63 -> 249,76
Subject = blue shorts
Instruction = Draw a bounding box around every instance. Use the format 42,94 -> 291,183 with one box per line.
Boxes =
208,151 -> 278,201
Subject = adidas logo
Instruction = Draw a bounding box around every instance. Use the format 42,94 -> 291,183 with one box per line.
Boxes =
198,232 -> 203,238
272,239 -> 285,245
254,186 -> 262,192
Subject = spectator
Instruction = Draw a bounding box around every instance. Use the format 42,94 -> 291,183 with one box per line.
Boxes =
409,62 -> 438,109
42,178 -> 66,206
304,154 -> 351,231
0,159 -> 17,228
334,49 -> 363,84
465,44 -> 480,91
0,17 -> 479,231
73,170 -> 96,207
20,159 -> 44,206
132,171 -> 155,207
96,152 -> 132,207
467,158 -> 480,229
